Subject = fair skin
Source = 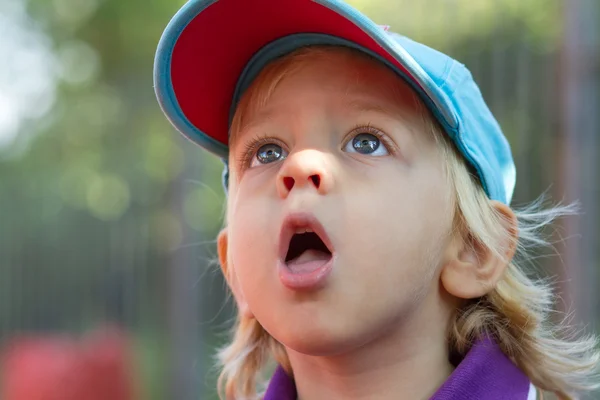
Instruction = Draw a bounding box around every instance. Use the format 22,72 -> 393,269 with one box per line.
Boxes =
217,49 -> 517,400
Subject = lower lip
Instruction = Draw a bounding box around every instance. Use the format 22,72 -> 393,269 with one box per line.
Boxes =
278,257 -> 334,291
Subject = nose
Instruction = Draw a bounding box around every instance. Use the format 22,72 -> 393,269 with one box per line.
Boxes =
276,149 -> 333,198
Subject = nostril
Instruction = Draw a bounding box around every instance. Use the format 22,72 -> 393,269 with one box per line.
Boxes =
283,177 -> 295,191
310,175 -> 320,188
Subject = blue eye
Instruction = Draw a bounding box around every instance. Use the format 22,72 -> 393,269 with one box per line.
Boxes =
251,143 -> 288,167
344,132 -> 389,156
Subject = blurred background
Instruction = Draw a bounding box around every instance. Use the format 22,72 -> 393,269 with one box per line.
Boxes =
0,0 -> 598,399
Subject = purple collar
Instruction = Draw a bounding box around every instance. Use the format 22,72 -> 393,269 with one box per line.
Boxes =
263,337 -> 531,400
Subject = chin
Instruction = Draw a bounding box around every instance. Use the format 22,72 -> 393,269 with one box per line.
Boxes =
270,320 -> 366,357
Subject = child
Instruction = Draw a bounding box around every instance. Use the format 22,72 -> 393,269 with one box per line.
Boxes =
153,0 -> 600,399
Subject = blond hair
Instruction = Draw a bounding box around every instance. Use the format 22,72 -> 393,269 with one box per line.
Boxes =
216,46 -> 600,400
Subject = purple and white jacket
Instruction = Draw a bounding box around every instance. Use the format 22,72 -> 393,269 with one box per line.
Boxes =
263,337 -> 538,400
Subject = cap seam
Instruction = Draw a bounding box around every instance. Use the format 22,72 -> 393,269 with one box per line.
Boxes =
436,59 -> 456,93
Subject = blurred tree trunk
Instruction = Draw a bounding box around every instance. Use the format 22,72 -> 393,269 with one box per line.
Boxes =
556,0 -> 600,330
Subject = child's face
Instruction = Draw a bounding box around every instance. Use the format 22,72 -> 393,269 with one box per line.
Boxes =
223,50 -> 457,355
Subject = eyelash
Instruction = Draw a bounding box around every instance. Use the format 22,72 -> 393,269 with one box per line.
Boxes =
345,123 -> 397,155
237,124 -> 396,171
238,134 -> 285,171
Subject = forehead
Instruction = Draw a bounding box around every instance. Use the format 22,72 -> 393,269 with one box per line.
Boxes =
231,47 -> 423,135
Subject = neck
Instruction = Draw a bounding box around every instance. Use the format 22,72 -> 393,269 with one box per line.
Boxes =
287,303 -> 455,400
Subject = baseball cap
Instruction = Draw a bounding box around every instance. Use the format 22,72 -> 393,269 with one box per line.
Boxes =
153,0 -> 516,204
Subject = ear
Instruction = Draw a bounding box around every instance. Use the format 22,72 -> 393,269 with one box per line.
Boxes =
441,201 -> 518,299
217,228 -> 253,319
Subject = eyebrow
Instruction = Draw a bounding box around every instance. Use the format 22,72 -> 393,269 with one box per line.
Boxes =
231,110 -> 276,146
343,96 -> 422,132
343,98 -> 400,119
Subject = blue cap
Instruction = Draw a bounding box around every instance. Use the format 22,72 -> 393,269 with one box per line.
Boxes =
154,0 -> 516,203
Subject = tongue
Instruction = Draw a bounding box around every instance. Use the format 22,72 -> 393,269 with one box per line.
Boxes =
286,249 -> 331,273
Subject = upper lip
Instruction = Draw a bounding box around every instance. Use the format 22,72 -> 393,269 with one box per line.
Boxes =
278,212 -> 334,262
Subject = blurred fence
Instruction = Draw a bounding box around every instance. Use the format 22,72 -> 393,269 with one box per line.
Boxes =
0,0 -> 598,399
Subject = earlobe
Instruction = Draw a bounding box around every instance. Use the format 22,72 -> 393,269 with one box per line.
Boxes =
217,228 -> 254,319
441,202 -> 518,299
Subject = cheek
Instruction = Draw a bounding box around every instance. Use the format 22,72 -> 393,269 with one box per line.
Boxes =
348,160 -> 451,236
337,162 -> 453,281
339,165 -> 453,321
227,188 -> 280,302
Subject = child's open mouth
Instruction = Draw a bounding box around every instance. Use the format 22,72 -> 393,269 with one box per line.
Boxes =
285,231 -> 332,271
278,213 -> 334,291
